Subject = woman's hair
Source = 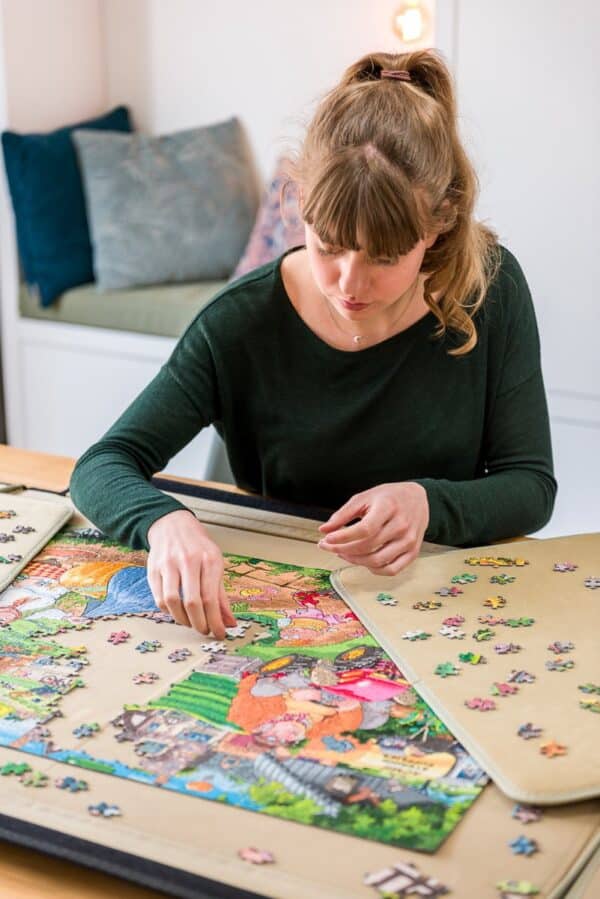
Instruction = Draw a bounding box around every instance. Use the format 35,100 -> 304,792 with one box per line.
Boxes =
285,50 -> 502,355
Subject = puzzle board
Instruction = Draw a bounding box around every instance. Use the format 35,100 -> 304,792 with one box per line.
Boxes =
0,495 -> 598,898
332,533 -> 600,805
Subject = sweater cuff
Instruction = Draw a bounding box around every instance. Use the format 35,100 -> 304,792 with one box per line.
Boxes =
413,478 -> 444,545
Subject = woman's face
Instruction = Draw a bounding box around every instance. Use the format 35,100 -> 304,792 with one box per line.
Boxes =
304,223 -> 436,321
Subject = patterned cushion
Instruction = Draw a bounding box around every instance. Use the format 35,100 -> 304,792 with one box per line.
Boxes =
231,156 -> 305,280
73,117 -> 259,290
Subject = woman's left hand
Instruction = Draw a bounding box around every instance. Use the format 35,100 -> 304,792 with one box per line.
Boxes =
317,482 -> 430,575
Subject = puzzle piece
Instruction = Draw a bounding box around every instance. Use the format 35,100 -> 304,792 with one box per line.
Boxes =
507,670 -> 536,684
438,625 -> 465,639
442,615 -> 465,627
465,697 -> 496,711
435,586 -> 463,597
512,804 -> 542,825
376,592 -> 397,606
412,600 -> 442,611
167,648 -> 192,662
496,880 -> 540,897
0,553 -> 22,564
517,722 -> 543,740
88,802 -> 122,818
401,630 -> 431,641
504,617 -> 535,628
107,630 -> 131,645
225,624 -> 252,639
553,562 -> 577,572
133,672 -> 160,685
72,723 -> 101,739
55,776 -> 89,792
451,572 -> 477,584
580,699 -> 600,713
238,847 -> 275,865
491,682 -> 519,697
472,628 -> 495,642
484,595 -> 506,609
547,640 -> 574,654
200,641 -> 227,653
458,652 -> 486,665
0,532 -> 16,543
494,642 -> 522,655
478,614 -> 505,626
364,860 -> 450,897
434,662 -> 460,678
135,639 -> 162,653
490,574 -> 515,585
509,835 -> 539,857
0,762 -> 32,777
584,576 -> 600,589
465,556 -> 528,568
545,658 -> 574,672
578,683 -> 600,694
20,770 -> 49,787
13,524 -> 36,534
540,741 -> 567,758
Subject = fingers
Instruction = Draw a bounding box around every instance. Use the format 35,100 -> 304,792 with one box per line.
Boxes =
220,585 -> 237,628
160,565 -> 192,627
180,558 -> 209,635
321,515 -> 397,555
199,551 -> 228,640
318,495 -> 368,536
339,539 -> 418,575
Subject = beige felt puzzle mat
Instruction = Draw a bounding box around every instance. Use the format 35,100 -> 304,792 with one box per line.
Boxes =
0,491 -> 73,591
332,533 -> 600,806
0,495 -> 596,899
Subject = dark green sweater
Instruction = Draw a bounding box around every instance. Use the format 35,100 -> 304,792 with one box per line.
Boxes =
70,245 -> 556,550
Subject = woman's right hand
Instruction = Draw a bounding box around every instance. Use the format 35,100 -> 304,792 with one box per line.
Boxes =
146,509 -> 236,639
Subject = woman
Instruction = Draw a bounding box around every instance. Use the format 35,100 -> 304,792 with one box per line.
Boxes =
70,50 -> 556,639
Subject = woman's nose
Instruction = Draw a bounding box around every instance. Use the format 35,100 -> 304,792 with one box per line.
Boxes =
338,258 -> 368,298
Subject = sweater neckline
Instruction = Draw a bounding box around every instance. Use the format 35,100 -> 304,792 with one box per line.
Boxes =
275,245 -> 436,357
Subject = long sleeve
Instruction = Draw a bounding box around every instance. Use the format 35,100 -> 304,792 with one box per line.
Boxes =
416,250 -> 557,547
70,324 -> 220,549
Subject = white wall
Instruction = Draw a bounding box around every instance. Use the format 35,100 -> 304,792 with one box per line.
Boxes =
454,0 -> 600,536
103,0 -> 442,181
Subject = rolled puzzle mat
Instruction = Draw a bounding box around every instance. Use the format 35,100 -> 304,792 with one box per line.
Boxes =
332,533 -> 600,805
0,500 -> 598,899
564,843 -> 600,899
0,491 -> 73,592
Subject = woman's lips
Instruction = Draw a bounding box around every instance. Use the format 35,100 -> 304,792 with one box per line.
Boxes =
340,299 -> 370,310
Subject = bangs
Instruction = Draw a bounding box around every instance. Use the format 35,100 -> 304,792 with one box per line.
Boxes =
301,149 -> 426,259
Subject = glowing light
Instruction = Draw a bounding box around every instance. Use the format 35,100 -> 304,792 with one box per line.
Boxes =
392,1 -> 431,43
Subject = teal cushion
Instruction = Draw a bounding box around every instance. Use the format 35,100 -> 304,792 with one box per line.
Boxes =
73,117 -> 259,290
1,106 -> 132,307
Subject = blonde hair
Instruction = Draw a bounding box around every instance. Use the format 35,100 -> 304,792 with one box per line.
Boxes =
285,50 -> 501,355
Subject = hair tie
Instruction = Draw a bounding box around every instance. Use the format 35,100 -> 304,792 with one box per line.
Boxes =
380,69 -> 411,82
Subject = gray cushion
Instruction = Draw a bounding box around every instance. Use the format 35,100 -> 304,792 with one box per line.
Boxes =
72,118 -> 259,290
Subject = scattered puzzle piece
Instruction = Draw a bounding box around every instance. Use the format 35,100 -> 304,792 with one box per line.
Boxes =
584,576 -> 600,589
412,600 -> 442,611
478,614 -> 505,626
517,723 -> 543,740
435,586 -> 463,597
401,630 -> 431,641
13,525 -> 36,534
107,630 -> 131,645
504,617 -> 535,628
88,802 -> 122,818
494,642 -> 522,655
491,682 -> 519,697
579,683 -> 600,694
434,662 -> 460,678
553,562 -> 577,572
484,595 -> 506,609
133,672 -> 160,685
167,648 -> 192,662
238,847 -> 275,865
545,658 -> 574,672
547,640 -> 574,654
438,625 -> 465,639
580,699 -> 600,713
20,770 -> 49,787
458,652 -> 486,665
490,574 -> 515,585
376,592 -> 397,606
55,776 -> 89,792
465,697 -> 496,711
540,741 -> 567,758
72,723 -> 101,739
364,860 -> 450,897
200,641 -> 227,653
135,639 -> 162,653
0,762 -> 32,777
496,880 -> 539,897
507,670 -> 535,684
512,804 -> 542,825
472,628 -> 495,642
442,615 -> 465,627
509,835 -> 539,857
465,556 -> 529,568
451,572 -> 477,584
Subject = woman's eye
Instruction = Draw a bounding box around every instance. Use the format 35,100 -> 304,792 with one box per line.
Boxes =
317,247 -> 341,257
372,257 -> 398,266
